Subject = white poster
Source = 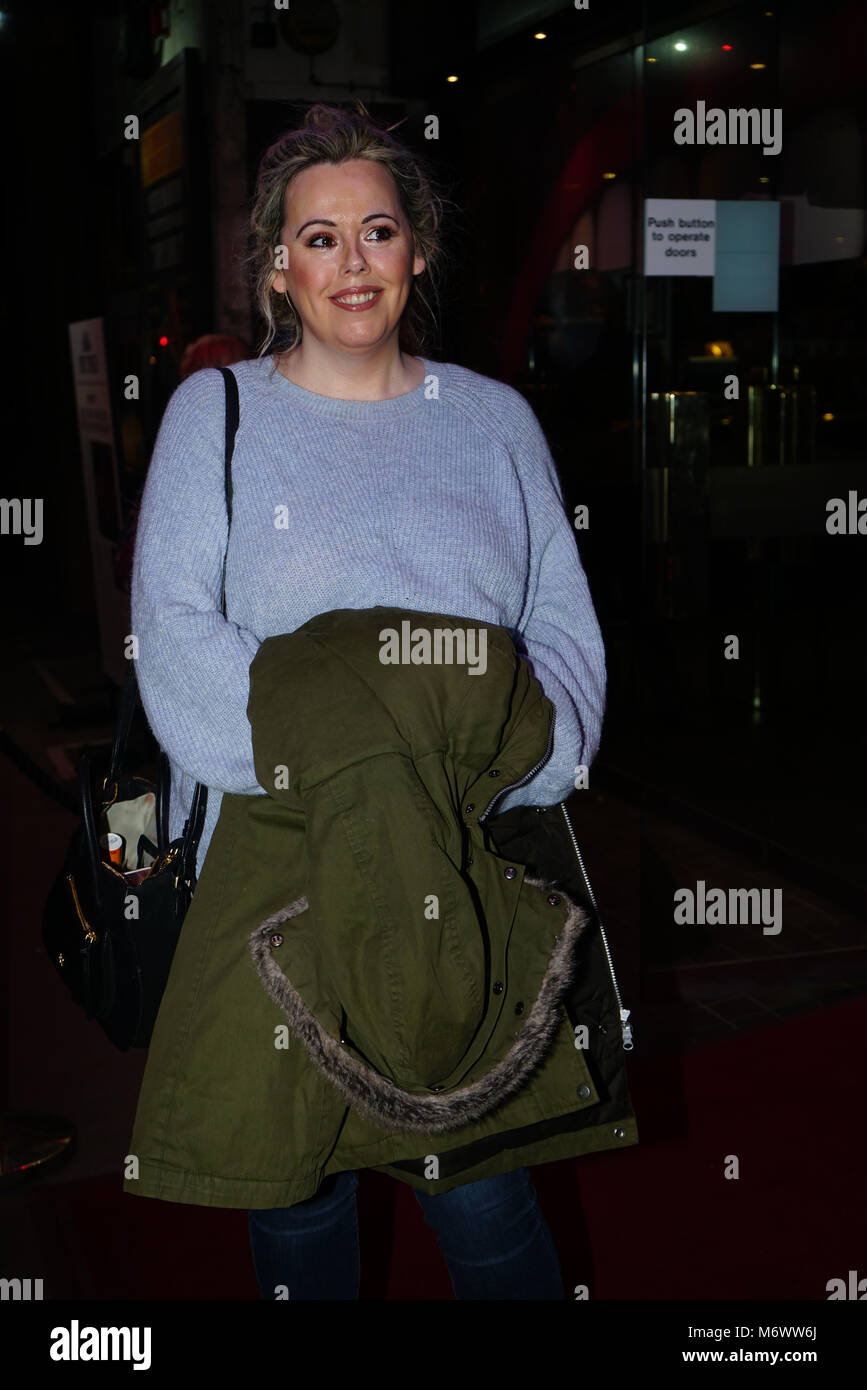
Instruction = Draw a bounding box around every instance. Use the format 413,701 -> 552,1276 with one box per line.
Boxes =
644,198 -> 717,276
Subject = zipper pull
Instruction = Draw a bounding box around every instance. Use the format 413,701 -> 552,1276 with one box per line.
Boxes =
620,1007 -> 634,1050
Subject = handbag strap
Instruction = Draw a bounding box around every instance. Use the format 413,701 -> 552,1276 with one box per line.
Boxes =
107,659 -> 139,786
177,365 -> 239,882
79,752 -> 105,908
219,364 -> 237,616
156,749 -> 171,851
96,367 -> 239,889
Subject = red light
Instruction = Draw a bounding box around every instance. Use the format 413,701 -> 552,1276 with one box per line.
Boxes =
721,44 -> 733,50
158,336 -> 168,346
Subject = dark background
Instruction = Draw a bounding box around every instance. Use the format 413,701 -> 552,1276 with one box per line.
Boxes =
1,0 -> 865,1307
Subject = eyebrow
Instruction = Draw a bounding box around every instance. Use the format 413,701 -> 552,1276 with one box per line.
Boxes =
295,212 -> 399,237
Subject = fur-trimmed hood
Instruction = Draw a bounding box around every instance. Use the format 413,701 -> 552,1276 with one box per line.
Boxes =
243,605 -> 591,1134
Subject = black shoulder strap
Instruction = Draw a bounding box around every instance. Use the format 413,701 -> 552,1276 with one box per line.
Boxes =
183,366 -> 240,862
218,365 -> 239,618
107,658 -> 139,786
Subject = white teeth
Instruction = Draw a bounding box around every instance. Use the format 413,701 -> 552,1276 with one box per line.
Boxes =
334,291 -> 379,304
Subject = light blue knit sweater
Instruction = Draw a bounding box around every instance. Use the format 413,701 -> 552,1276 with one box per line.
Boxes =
131,353 -> 606,874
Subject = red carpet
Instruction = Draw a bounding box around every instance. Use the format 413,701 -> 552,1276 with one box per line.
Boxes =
13,994 -> 865,1300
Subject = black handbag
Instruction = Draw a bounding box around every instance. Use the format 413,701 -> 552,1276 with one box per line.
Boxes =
42,366 -> 239,1050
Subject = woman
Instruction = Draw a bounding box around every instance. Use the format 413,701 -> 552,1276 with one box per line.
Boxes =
127,102 -> 637,1300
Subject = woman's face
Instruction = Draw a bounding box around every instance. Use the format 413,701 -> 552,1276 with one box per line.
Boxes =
272,159 -> 426,355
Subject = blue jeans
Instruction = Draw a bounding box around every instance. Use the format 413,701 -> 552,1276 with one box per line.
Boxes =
248,1166 -> 565,1300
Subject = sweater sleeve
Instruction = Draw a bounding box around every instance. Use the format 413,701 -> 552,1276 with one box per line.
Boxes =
498,392 -> 607,810
130,367 -> 266,796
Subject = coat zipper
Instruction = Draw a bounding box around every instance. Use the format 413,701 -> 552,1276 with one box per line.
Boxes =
558,800 -> 634,1051
477,708 -> 555,824
474,715 -> 633,1049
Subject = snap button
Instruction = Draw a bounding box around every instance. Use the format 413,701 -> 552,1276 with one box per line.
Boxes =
547,894 -> 561,906
429,1084 -> 445,1092
465,803 -> 475,814
598,1023 -> 608,1035
467,857 -> 473,866
577,1084 -> 591,1099
613,1127 -> 625,1139
488,769 -> 501,777
504,866 -> 517,880
493,980 -> 504,994
514,1001 -> 524,1016
269,933 -> 284,947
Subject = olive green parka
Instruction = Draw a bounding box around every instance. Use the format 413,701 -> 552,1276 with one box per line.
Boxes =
123,606 -> 638,1208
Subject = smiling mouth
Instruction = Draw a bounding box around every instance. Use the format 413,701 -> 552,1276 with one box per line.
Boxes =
330,289 -> 383,308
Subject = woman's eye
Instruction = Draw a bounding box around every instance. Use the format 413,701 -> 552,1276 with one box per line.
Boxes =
307,226 -> 394,248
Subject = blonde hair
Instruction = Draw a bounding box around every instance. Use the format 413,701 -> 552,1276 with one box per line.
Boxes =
245,101 -> 451,358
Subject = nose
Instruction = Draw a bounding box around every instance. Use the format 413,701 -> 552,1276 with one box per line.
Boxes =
342,233 -> 368,274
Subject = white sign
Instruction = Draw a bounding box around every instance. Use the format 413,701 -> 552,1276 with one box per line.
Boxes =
645,198 -> 716,276
69,319 -> 114,445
